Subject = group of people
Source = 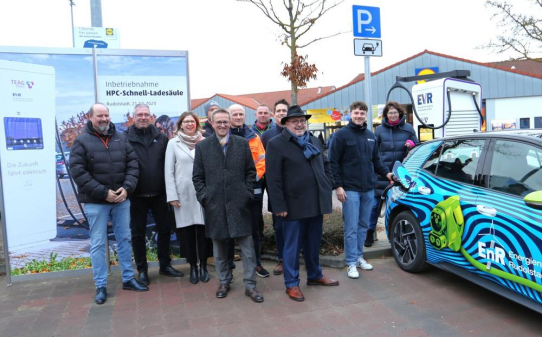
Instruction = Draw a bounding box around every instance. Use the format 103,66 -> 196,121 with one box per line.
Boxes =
69,97 -> 417,305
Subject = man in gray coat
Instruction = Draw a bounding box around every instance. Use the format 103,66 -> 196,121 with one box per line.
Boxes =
192,108 -> 264,303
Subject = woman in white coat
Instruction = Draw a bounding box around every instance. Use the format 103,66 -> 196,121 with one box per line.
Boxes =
165,112 -> 208,284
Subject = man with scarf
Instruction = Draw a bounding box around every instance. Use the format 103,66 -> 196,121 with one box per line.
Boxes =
126,104 -> 184,286
228,104 -> 269,278
192,108 -> 264,303
266,105 -> 339,302
328,101 -> 394,279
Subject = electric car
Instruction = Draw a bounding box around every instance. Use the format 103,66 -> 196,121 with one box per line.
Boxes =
384,129 -> 542,313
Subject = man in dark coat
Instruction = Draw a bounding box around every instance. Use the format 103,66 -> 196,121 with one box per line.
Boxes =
192,108 -> 264,303
329,101 -> 393,279
266,105 -> 339,302
367,101 -> 418,246
126,104 -> 184,286
69,103 -> 148,305
260,98 -> 289,276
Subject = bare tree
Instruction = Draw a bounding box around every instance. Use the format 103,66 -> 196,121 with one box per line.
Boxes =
238,0 -> 345,104
485,0 -> 542,61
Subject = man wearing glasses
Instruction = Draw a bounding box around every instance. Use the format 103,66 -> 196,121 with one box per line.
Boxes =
126,104 -> 184,286
192,108 -> 264,303
266,105 -> 339,302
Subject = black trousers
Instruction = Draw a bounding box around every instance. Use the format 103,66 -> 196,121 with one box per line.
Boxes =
177,225 -> 207,267
226,199 -> 264,268
130,194 -> 171,272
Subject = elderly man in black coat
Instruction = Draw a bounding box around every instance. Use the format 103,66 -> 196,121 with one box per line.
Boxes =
192,108 -> 264,303
266,105 -> 339,303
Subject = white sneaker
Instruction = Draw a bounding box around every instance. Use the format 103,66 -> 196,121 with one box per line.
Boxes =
358,257 -> 373,271
347,265 -> 359,279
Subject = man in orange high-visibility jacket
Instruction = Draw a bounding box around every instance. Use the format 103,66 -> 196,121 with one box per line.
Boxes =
228,104 -> 270,278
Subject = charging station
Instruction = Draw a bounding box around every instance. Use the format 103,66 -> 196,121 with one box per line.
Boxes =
0,59 -> 56,249
412,78 -> 482,139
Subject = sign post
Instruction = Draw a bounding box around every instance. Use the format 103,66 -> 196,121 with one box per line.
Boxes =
352,5 -> 382,128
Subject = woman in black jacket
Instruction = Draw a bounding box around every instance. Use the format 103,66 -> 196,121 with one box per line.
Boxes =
366,102 -> 418,246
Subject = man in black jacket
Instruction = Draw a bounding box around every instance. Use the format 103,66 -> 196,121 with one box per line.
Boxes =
127,104 -> 184,286
328,101 -> 394,279
69,103 -> 148,305
261,98 -> 289,276
266,105 -> 339,302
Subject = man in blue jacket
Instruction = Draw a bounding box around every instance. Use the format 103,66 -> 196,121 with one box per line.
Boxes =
329,101 -> 394,279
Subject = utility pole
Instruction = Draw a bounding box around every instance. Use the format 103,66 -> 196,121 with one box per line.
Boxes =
69,0 -> 76,47
90,0 -> 103,27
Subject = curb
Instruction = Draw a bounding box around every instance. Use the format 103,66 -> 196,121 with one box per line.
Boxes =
260,241 -> 392,270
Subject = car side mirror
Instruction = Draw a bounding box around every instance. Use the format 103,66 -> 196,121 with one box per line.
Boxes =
524,191 -> 542,210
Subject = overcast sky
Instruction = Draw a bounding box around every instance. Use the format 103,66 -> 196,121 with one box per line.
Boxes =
0,0 -> 537,100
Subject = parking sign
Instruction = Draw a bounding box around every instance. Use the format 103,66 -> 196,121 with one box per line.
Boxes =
352,5 -> 381,38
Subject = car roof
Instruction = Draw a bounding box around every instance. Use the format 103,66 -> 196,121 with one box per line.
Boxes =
423,129 -> 542,145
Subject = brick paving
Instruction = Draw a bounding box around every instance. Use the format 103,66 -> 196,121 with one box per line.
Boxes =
1,258 -> 541,337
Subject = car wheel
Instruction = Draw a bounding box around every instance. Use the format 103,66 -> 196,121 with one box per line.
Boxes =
390,211 -> 428,273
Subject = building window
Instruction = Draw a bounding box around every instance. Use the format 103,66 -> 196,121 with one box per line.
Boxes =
535,117 -> 542,129
520,118 -> 530,129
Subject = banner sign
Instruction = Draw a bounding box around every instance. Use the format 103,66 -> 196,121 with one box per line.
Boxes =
307,109 -> 343,123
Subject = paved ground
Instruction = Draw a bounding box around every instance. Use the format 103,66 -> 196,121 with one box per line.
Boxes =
1,258 -> 541,337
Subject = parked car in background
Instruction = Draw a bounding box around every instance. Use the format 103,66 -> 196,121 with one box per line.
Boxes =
56,152 -> 70,178
384,130 -> 542,313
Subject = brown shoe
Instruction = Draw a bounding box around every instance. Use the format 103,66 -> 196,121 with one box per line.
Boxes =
273,260 -> 283,275
216,283 -> 230,298
285,286 -> 305,302
245,288 -> 264,303
233,254 -> 241,261
207,257 -> 215,266
307,275 -> 339,286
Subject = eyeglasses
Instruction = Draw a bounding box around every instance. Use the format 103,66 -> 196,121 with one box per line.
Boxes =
288,119 -> 307,126
387,111 -> 399,115
182,120 -> 196,124
214,121 -> 230,126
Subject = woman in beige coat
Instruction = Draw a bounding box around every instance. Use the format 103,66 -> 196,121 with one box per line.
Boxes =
165,112 -> 208,284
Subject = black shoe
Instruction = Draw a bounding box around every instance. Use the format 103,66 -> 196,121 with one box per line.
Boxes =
159,265 -> 184,277
364,229 -> 375,247
190,266 -> 199,284
216,283 -> 230,298
256,265 -> 270,278
122,278 -> 149,292
245,288 -> 264,303
95,287 -> 107,304
138,271 -> 150,286
200,265 -> 210,283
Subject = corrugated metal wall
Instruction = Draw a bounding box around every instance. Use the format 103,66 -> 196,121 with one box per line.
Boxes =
302,53 -> 542,111
192,95 -> 257,125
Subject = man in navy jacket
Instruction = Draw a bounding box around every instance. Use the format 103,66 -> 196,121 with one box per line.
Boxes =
329,101 -> 394,279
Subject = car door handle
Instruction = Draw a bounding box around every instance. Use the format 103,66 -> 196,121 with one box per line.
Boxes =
477,205 -> 497,217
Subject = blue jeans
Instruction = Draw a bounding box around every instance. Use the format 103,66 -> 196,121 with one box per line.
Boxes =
369,196 -> 380,231
85,201 -> 135,288
342,190 -> 374,266
282,215 -> 323,288
272,214 -> 284,260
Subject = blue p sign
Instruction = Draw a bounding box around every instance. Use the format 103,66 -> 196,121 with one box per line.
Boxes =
352,5 -> 381,38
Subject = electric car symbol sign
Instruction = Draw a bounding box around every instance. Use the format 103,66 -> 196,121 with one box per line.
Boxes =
352,5 -> 381,38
